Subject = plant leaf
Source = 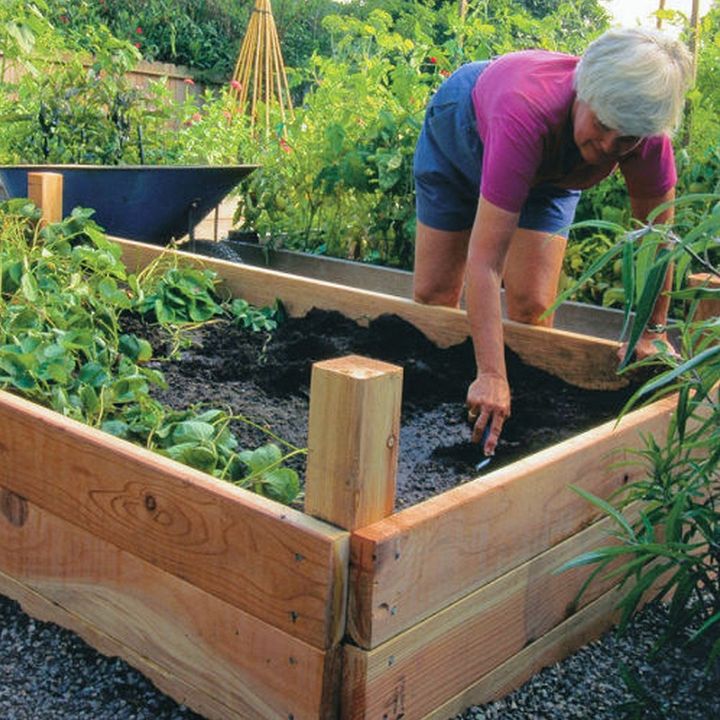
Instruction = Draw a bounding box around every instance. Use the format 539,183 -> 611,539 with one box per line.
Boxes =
570,484 -> 636,538
619,248 -> 671,369
636,345 -> 720,399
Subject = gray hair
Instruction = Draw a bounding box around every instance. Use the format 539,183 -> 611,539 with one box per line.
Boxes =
574,28 -> 693,137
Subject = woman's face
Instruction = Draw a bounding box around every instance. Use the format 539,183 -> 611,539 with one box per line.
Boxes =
572,99 -> 642,165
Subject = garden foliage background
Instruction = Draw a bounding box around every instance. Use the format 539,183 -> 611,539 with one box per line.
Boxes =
1,0 -> 719,306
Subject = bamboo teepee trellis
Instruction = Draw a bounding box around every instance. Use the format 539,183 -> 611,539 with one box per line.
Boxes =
231,0 -> 294,137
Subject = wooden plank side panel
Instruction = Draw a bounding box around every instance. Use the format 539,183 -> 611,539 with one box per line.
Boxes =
114,238 -> 628,391
0,571 -> 248,720
423,586 -> 627,720
0,492 -> 340,720
349,397 -> 675,648
0,390 -> 349,649
342,512 -> 633,719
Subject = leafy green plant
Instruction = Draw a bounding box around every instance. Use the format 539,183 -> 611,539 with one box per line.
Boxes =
153,409 -> 236,474
556,193 -> 720,663
230,298 -> 281,332
234,8 -> 435,266
135,263 -> 224,325
45,0 -> 248,82
0,22 -> 146,164
560,227 -> 626,307
46,0 -> 347,82
237,442 -> 301,504
0,198 -> 302,504
0,0 -> 56,78
0,200 -> 165,424
615,661 -> 666,720
0,3 -> 255,166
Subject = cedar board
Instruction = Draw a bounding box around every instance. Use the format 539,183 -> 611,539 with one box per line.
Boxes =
342,507 -> 643,718
0,492 -> 340,720
348,396 -> 675,648
0,390 -> 349,650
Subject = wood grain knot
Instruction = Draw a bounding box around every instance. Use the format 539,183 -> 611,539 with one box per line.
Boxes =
1,488 -> 29,527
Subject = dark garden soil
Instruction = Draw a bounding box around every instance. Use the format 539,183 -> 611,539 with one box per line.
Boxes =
128,309 -> 635,510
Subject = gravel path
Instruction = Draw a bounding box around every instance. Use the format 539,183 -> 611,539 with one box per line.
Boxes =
1,593 -> 718,719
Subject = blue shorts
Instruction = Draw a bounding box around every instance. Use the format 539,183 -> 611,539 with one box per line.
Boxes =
413,61 -> 581,236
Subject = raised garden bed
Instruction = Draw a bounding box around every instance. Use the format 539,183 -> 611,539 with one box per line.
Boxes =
0,176 -> 677,720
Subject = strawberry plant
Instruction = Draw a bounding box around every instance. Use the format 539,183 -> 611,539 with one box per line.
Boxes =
0,198 -> 302,504
230,298 -> 282,332
135,263 -> 224,325
237,442 -> 302,504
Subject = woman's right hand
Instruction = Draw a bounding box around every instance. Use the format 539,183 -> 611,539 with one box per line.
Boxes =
466,372 -> 511,456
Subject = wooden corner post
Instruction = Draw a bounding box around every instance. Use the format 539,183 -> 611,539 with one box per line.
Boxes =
27,171 -> 63,225
305,355 -> 403,531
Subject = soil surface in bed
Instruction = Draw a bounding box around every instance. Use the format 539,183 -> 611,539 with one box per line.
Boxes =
129,309 -> 635,509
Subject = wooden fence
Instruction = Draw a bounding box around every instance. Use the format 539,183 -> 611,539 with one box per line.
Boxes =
0,54 -> 211,102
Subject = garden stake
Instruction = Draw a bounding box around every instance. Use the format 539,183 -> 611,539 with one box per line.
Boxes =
231,0 -> 294,137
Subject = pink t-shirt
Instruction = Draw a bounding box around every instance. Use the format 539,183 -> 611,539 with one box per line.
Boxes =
470,50 -> 677,213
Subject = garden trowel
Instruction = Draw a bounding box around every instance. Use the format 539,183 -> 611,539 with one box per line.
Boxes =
474,423 -> 493,472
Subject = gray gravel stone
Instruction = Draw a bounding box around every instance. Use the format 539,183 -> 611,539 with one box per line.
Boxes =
456,601 -> 720,720
0,595 -> 201,719
1,593 -> 718,719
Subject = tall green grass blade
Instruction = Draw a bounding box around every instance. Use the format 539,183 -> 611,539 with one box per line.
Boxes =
555,545 -> 634,573
689,612 -> 720,644
570,484 -> 636,538
646,193 -> 720,222
671,286 -> 720,301
620,236 -> 635,340
619,249 -> 671,370
617,562 -> 671,629
636,345 -> 720,398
